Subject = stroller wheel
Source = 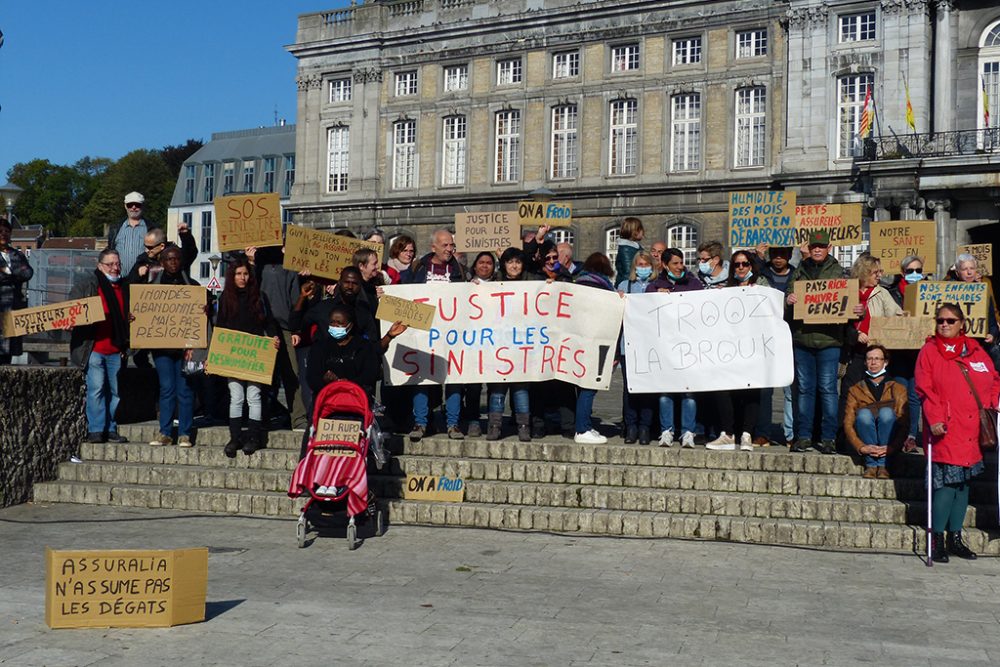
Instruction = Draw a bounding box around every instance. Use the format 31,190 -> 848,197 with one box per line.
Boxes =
296,515 -> 307,549
347,522 -> 358,550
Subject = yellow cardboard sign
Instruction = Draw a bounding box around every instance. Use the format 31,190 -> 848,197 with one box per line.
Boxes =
2,297 -> 104,337
957,243 -> 992,277
870,220 -> 937,275
516,200 -> 572,227
130,285 -> 208,349
454,211 -> 522,253
206,327 -> 278,384
282,225 -> 383,281
728,191 -> 797,248
793,278 -> 859,324
214,193 -> 283,252
402,474 -> 464,502
794,203 -> 863,247
376,294 -> 436,331
316,418 -> 361,444
868,316 -> 934,350
903,281 -> 991,338
45,547 -> 207,629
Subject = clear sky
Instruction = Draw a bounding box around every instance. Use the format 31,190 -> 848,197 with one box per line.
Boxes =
0,0 -> 350,179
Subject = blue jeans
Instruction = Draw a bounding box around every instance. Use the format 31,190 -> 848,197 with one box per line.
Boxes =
659,393 -> 696,434
794,345 -> 840,442
855,406 -> 896,467
575,389 -> 597,434
892,375 -> 921,438
153,354 -> 194,437
85,351 -> 121,434
756,385 -> 795,442
413,385 -> 462,428
488,384 -> 529,414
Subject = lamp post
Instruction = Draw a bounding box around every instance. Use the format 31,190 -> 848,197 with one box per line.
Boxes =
0,182 -> 23,226
209,254 -> 222,293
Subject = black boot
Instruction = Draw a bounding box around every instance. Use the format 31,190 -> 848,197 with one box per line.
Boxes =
931,533 -> 949,563
224,418 -> 242,459
623,425 -> 638,444
516,413 -> 531,442
531,416 -> 546,440
947,532 -> 978,560
243,419 -> 266,456
638,426 -> 651,445
486,412 -> 502,441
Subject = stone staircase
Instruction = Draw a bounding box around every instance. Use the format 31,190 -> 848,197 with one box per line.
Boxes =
32,422 -> 1000,555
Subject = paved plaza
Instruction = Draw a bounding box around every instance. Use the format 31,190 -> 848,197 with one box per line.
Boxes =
1,503 -> 999,666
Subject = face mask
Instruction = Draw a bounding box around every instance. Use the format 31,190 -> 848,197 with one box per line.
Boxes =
635,266 -> 653,280
667,270 -> 684,280
328,326 -> 349,340
903,272 -> 923,284
105,273 -> 120,283
865,367 -> 887,378
737,271 -> 753,282
698,261 -> 712,274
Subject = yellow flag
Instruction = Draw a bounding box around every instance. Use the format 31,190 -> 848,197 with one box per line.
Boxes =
905,81 -> 916,132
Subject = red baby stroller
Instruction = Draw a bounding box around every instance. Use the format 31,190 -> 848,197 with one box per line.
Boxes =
288,379 -> 386,549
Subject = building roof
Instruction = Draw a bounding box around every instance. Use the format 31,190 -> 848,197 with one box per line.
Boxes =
185,124 -> 296,164
42,237 -> 102,250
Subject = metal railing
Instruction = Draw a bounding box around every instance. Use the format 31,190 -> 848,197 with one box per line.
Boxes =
866,127 -> 1000,160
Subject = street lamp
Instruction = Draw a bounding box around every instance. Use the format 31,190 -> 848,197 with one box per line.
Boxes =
209,254 -> 222,292
0,182 -> 23,225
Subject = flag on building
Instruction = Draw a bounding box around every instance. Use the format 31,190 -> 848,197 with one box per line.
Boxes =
859,84 -> 873,138
904,81 -> 916,132
983,76 -> 991,128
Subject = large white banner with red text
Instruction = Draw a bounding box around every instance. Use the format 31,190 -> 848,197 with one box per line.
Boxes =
381,283 -> 624,390
623,287 -> 794,393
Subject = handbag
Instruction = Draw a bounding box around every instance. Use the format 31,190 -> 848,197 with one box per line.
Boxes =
957,361 -> 999,450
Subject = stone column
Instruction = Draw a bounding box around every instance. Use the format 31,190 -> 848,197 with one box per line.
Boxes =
933,0 -> 954,133
928,199 -> 952,277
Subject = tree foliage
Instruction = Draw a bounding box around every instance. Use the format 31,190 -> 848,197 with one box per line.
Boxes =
78,150 -> 175,236
161,139 -> 204,178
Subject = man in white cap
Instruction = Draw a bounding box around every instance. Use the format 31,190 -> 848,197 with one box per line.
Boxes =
108,191 -> 159,278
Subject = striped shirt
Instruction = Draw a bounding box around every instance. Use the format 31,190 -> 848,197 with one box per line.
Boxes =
111,219 -> 148,277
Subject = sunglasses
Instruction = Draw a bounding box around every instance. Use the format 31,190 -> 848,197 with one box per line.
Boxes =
545,255 -> 558,261
936,318 -> 959,325
732,262 -> 752,268
125,202 -> 143,209
144,243 -> 163,250
904,267 -> 923,274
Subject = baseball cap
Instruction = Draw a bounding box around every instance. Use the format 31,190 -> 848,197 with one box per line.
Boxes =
807,229 -> 831,247
124,192 -> 145,205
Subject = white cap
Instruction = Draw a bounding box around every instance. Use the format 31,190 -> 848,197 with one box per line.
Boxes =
124,191 -> 145,205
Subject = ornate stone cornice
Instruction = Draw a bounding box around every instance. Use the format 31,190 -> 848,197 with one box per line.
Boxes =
786,4 -> 829,30
881,0 -> 930,16
296,73 -> 322,91
932,0 -> 955,12
352,67 -> 383,83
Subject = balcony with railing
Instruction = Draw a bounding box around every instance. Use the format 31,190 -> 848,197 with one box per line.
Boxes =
864,128 -> 1000,161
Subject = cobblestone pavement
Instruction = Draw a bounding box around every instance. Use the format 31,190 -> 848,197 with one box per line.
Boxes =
2,503 -> 999,666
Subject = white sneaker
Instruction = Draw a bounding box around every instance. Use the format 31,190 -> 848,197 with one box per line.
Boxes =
680,432 -> 696,449
739,432 -> 753,451
574,429 -> 607,444
658,429 -> 675,447
705,432 -> 736,451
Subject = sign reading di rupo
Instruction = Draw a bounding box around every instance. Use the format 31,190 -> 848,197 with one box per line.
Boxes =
380,282 -> 624,391
214,193 -> 283,252
728,191 -> 797,248
622,287 -> 794,393
282,225 -> 383,281
130,285 -> 208,349
2,297 -> 104,337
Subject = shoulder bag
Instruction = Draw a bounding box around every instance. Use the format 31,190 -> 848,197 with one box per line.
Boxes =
957,361 -> 999,450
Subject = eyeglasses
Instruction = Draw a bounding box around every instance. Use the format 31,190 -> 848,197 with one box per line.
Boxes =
545,255 -> 558,261
865,357 -> 885,362
144,243 -> 163,250
904,267 -> 923,274
732,262 -> 752,268
936,318 -> 959,325
100,261 -> 121,268
125,203 -> 143,209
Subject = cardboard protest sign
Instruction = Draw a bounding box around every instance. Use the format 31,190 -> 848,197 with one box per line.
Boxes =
1,297 -> 104,337
870,220 -> 937,275
130,285 -> 208,349
316,418 -> 361,445
728,191 -> 797,248
205,327 -> 278,384
402,474 -> 464,502
622,287 -> 794,393
283,225 -> 383,281
214,193 -> 283,252
794,203 -> 863,246
376,294 -> 436,331
455,211 -> 521,253
381,282 -> 623,391
516,200 -> 572,227
868,316 -> 934,350
792,278 -> 859,323
45,547 -> 207,629
957,243 -> 992,277
903,281 -> 991,338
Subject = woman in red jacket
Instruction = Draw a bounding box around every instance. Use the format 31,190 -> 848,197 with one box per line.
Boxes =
915,303 -> 1000,562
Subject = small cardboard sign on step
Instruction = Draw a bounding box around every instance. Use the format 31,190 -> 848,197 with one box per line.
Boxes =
402,474 -> 464,502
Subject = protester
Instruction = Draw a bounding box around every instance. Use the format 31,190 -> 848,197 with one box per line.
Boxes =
470,251 -> 497,284
617,251 -> 656,444
916,303 -> 1000,562
844,255 -> 902,382
887,255 -> 926,452
950,253 -> 999,348
573,253 -> 616,444
291,267 -> 380,347
755,244 -> 794,292
463,251 -> 498,436
67,249 -> 129,443
306,304 -> 381,403
354,247 -> 384,303
649,241 -> 667,273
557,242 -> 581,277
646,248 -> 701,448
108,192 -> 156,278
784,230 -> 846,454
753,244 -> 796,446
126,224 -> 197,283
614,217 -> 644,285
386,235 -> 416,284
0,217 -> 33,364
696,241 -> 728,288
843,344 -> 907,479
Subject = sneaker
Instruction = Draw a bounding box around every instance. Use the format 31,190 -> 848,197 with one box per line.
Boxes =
408,424 -> 425,442
466,422 -> 482,438
680,432 -> 696,449
574,429 -> 607,444
816,440 -> 836,455
178,435 -> 193,448
705,432 -> 736,451
86,432 -> 105,444
149,434 -> 172,447
447,426 -> 465,440
658,429 -> 675,448
105,431 -> 127,443
739,432 -> 753,451
790,439 -> 812,453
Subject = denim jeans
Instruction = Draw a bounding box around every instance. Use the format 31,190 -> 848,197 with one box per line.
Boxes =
892,375 -> 921,438
488,384 -> 529,414
153,353 -> 194,437
659,393 -> 696,434
793,345 -> 840,442
85,351 -> 121,434
413,385 -> 462,428
855,406 -> 896,467
229,380 -> 263,420
575,389 -> 597,434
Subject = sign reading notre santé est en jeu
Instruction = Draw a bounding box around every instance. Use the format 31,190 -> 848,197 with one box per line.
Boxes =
869,220 -> 937,275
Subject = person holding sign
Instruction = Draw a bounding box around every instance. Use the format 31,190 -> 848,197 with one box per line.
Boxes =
213,259 -> 281,458
916,303 -> 1000,562
888,255 -> 928,452
0,217 -> 33,364
306,305 -> 380,407
617,251 -> 656,445
572,253 -> 617,445
843,345 -> 908,479
950,253 -> 999,349
470,252 -> 498,284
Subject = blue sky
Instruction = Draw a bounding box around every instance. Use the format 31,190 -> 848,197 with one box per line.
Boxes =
0,0 -> 349,179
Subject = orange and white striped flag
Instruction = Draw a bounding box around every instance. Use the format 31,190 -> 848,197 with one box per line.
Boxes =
859,84 -> 873,138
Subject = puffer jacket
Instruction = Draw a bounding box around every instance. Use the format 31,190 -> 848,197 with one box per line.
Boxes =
843,377 -> 909,454
614,239 -> 641,286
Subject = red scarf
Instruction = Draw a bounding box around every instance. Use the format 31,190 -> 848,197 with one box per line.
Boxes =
934,332 -> 967,360
856,285 -> 876,335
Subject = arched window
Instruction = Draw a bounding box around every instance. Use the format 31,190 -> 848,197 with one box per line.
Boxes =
550,228 -> 575,245
605,227 -> 620,268
979,19 -> 1000,131
666,223 -> 699,267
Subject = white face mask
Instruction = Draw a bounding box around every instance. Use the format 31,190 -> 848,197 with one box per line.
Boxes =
865,367 -> 887,378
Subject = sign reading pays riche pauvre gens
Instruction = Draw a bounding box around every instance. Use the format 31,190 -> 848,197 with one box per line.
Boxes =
206,327 -> 278,384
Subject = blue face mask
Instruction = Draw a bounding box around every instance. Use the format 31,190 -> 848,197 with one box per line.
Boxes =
105,273 -> 120,283
737,271 -> 753,282
635,266 -> 653,280
667,270 -> 684,280
698,261 -> 713,275
903,272 -> 923,284
328,325 -> 350,340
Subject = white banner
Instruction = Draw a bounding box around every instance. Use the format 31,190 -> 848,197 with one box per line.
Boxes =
382,282 -> 624,390
623,287 -> 794,393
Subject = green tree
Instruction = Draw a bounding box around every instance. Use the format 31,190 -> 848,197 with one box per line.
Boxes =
161,139 -> 204,178
6,159 -> 91,236
78,149 -> 174,237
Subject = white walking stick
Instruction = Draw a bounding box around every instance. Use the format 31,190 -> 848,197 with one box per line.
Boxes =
925,427 -> 933,568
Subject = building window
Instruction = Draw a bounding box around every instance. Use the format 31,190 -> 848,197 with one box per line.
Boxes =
735,87 -> 767,167
550,104 -> 578,179
242,161 -> 255,192
183,165 -> 196,204
495,109 -> 521,183
670,93 -> 701,172
203,163 -> 215,202
496,58 -> 522,85
443,64 -> 468,91
263,157 -> 276,193
672,37 -> 702,66
283,155 -> 295,197
395,70 -> 418,96
200,262 -> 211,280
839,12 -> 876,43
329,77 -> 352,102
550,228 -> 575,245
611,43 -> 640,72
667,224 -> 699,267
736,29 -> 768,58
832,231 -> 870,270
979,21 -> 1000,133
605,228 -> 620,269
223,161 -> 235,195
609,99 -> 638,175
327,127 -> 349,193
442,115 -> 467,186
182,212 -> 193,227
838,74 -> 874,158
200,211 -> 212,253
392,119 -> 417,189
553,50 -> 580,79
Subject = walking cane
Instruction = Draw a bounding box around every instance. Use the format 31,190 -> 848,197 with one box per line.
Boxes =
925,426 -> 933,567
